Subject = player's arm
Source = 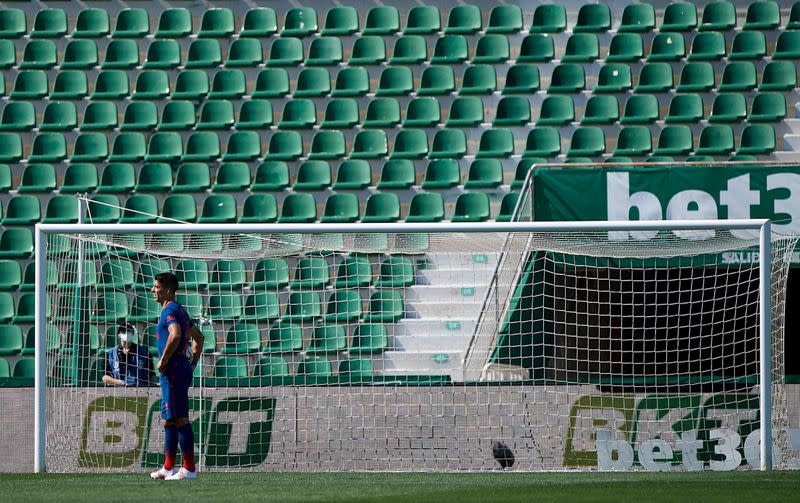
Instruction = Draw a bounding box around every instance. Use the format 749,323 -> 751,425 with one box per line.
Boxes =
188,325 -> 204,368
102,357 -> 126,387
157,322 -> 182,374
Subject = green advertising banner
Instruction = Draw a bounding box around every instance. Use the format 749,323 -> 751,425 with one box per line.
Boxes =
533,166 -> 800,263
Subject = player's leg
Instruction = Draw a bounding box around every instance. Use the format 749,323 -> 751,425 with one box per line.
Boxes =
165,369 -> 197,480
150,374 -> 178,479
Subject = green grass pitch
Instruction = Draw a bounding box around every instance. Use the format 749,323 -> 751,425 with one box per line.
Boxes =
2,471 -> 799,503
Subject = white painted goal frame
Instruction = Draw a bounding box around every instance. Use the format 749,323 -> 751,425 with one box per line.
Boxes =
33,219 -> 778,472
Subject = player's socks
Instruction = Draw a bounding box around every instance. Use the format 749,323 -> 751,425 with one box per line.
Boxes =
177,423 -> 196,472
164,424 -> 178,470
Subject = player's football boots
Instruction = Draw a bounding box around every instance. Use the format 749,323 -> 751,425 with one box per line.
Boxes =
149,467 -> 175,479
165,467 -> 197,480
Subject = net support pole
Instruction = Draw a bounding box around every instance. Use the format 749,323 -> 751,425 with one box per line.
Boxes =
34,224 -> 46,473
759,220 -> 773,471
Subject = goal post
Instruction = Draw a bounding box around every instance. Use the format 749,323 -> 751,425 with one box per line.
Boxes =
34,220 -> 797,472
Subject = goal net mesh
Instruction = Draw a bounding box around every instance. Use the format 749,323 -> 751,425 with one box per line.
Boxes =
40,225 -> 799,471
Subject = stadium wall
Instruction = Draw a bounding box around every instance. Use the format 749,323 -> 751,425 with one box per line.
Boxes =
3,385 -> 799,472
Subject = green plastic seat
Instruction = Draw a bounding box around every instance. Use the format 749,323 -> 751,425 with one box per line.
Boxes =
12,294 -> 38,323
0,102 -> 35,131
100,259 -> 135,288
156,8 -> 192,38
729,31 -> 766,60
334,257 -> 372,288
0,164 -> 9,192
518,34 -> 554,63
332,160 -> 371,190
242,292 -> 281,323
3,195 -> 40,224
451,192 -> 491,222
605,33 -> 643,62
688,32 -> 726,61
91,292 -> 129,322
306,37 -> 342,66
294,161 -> 332,190
618,3 -> 655,32
81,101 -> 118,131
263,131 -> 301,161
475,129 -> 514,158
39,101 -> 78,132
350,36 -> 386,65
159,194 -> 197,223
648,32 -> 686,61
132,70 -> 169,100
737,124 -> 775,155
524,128 -> 561,158
145,132 -> 182,162
91,70 -> 129,99
676,62 -> 715,92
12,358 -> 34,378
362,192 -> 401,222
391,130 -> 428,159
84,195 -> 120,223
459,65 -> 496,95
661,2 -> 697,31
447,97 -> 484,127
536,95 -> 573,126
759,61 -> 796,91
404,97 -> 441,127
363,6 -> 399,35
376,162 -> 414,190
431,35 -> 468,64
465,159 -> 503,189
297,357 -> 332,378
320,193 -> 359,223
773,32 -> 800,60
10,70 -> 48,100
0,228 -> 33,258
321,6 -> 358,36
143,39 -> 180,69
283,291 -> 322,322
120,194 -> 158,223
665,94 -> 704,124
0,261 -> 20,292
581,95 -> 619,125
749,93 -> 786,123
614,126 -> 652,156
102,39 -> 138,69
282,7 -> 318,37
418,66 -> 455,96
322,291 -> 362,324
568,127 -> 605,157
351,130 -> 388,159
445,4 -> 481,34
51,71 -> 88,100
377,67 -> 414,96
350,324 -> 388,354
562,33 -> 599,63
363,98 -> 401,128
240,7 -> 277,37
404,5 -> 440,34
718,62 -> 757,92
29,134 -> 67,163
235,100 -> 273,129
293,68 -> 331,98
60,163 -> 98,193
134,162 -> 170,192
252,161 -> 289,191
548,64 -> 585,93
209,259 -> 247,290
109,132 -> 146,162
0,40 -> 14,69
406,192 -> 444,222
209,69 -> 245,99
695,125 -> 734,155
31,9 -> 67,38
199,8 -> 234,38
172,70 -> 209,100
186,39 -> 222,68
621,94 -> 659,124
262,322 -> 301,354
309,131 -> 345,160
332,67 -> 370,97
210,162 -> 249,192
267,37 -> 304,66
133,257 -> 170,289
225,38 -> 262,67
789,2 -> 800,29
213,356 -> 248,378
635,63 -> 673,93
699,1 -> 736,31
278,99 -> 316,129
208,295 -> 242,321
0,9 -> 26,38
183,132 -> 220,162
593,64 -> 632,93
744,1 -> 780,30
199,194 -> 237,223
429,129 -> 466,158
0,133 -> 21,162
0,325 -> 22,355
172,162 -> 210,192
113,8 -> 149,38
252,258 -> 289,290
472,34 -> 510,64
239,194 -> 277,224
574,3 -> 612,32
364,290 -> 405,323
196,100 -> 234,130
421,159 -> 460,189
530,4 -> 566,33
486,4 -> 523,33
321,99 -> 358,129
278,193 -> 317,223
708,93 -> 746,123
175,259 -> 209,289
128,294 -> 161,323
21,39 -> 56,69
71,133 -> 108,162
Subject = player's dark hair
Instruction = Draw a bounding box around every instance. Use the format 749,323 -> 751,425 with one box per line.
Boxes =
155,272 -> 179,293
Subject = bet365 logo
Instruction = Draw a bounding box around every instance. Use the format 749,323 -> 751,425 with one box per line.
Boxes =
79,396 -> 275,468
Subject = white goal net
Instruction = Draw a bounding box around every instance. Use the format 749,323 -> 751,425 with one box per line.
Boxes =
35,221 -> 799,472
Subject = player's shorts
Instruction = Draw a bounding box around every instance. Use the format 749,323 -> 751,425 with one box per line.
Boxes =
160,363 -> 192,421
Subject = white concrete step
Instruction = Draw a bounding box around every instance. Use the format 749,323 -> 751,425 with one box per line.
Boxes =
379,350 -> 463,374
421,253 -> 500,270
392,335 -> 472,352
406,301 -> 485,319
416,268 -> 496,285
784,119 -> 800,134
404,285 -> 488,303
782,134 -> 800,152
393,319 -> 476,337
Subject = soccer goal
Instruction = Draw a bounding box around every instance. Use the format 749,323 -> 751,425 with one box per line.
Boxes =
34,220 -> 798,472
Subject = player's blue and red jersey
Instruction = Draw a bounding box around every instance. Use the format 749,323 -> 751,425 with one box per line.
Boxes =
156,300 -> 193,369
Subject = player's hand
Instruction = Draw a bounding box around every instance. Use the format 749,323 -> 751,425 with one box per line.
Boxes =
157,358 -> 167,374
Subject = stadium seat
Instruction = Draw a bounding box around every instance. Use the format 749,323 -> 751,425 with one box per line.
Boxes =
133,70 -> 169,100
0,325 -> 22,355
635,63 -> 673,93
404,5 -> 440,34
350,130 -> 388,159
536,95 -> 573,126
574,3 -> 612,32
759,61 -> 797,91
112,8 -> 148,37
676,62 -> 715,92
128,294 -> 160,323
282,7 -> 318,37
518,34 -> 554,63
459,65 -> 496,95
197,100 -> 234,130
376,161 -> 415,190
605,33 -> 644,63
451,192 -> 490,222
94,163 -> 133,195
404,97 -> 440,127
173,70 -> 209,100
472,35 -> 510,64
0,164 -> 9,192
377,67 -> 414,96
695,125 -> 735,155
621,95 -> 659,124
51,71 -> 88,100
119,194 -> 159,223
568,127 -> 605,157
283,291 -> 322,322
252,162 -> 289,191
306,37 -> 343,66
349,324 -> 388,354
0,228 -> 33,258
445,4 -> 481,34
294,160 -> 332,190
110,132 -> 146,162
199,8 -> 234,38
199,194 -> 237,223
699,1 -> 736,31
475,129 -> 514,158
252,258 -> 289,290
183,132 -> 221,162
81,102 -> 118,131
716,62 -> 757,92
594,64 -> 633,93
85,195 -> 120,223
688,32 -> 726,61
91,70 -> 129,99
321,99 -> 359,129
431,35 -> 468,64
618,3 -> 655,32
210,162 -> 249,192
465,159 -> 503,189
13,358 -> 34,378
648,32 -> 686,61
0,8 -> 26,38
614,126 -> 652,156
548,64 -> 585,93
524,128 -> 561,158
581,95 -> 619,125
391,130 -> 428,159
100,259 -> 135,289
290,257 -> 330,289
332,67 -> 369,97
133,163 -> 170,193
240,7 -> 277,37
278,193 -> 317,223
235,100 -> 273,130
242,292 -> 281,323
320,193 -> 359,223
186,39 -> 222,68
0,39 -> 14,68
418,66 -> 455,96
0,261 -> 20,292
71,133 -> 108,162
144,39 -> 181,69
156,8 -> 191,38
364,290 -> 405,323
322,292 -> 362,324
21,39 -> 57,69
221,131 -> 261,161
92,292 -> 129,322
363,98 -> 401,128
744,1 -> 780,30
175,259 -> 209,289
332,160 -> 371,190
11,70 -> 48,100
32,9 -> 67,38
239,194 -> 277,224
61,39 -> 97,69
28,134 -> 66,163
60,163 -> 98,194
790,2 -> 800,29
749,93 -> 786,122
530,4 -> 566,33
363,5 -> 399,34
563,33 -> 599,63
350,36 -> 386,65
267,38 -> 304,66
321,6 -> 358,36
172,162 -> 210,193
159,193 -> 197,222
3,195 -> 40,224
263,131 -> 301,161
708,94 -> 747,123
309,132 -> 345,161
213,356 -> 248,378
405,192 -> 444,222
729,31 -> 766,60
0,102 -> 36,131
737,124 -> 775,155
293,68 -> 331,98
145,132 -> 181,162
209,69 -> 245,99
222,324 -> 261,355
773,32 -> 800,60
430,129 -> 468,158
362,192 -> 401,222
209,259 -> 247,290
333,257 -> 372,289
263,322 -> 303,354
447,97 -> 484,127
102,39 -> 138,69
209,295 -> 242,321
421,159 -> 460,189
665,94 -> 704,124
225,38 -> 262,67
661,2 -> 697,31
12,293 -> 37,323
0,294 -> 12,323
0,133 -> 21,162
